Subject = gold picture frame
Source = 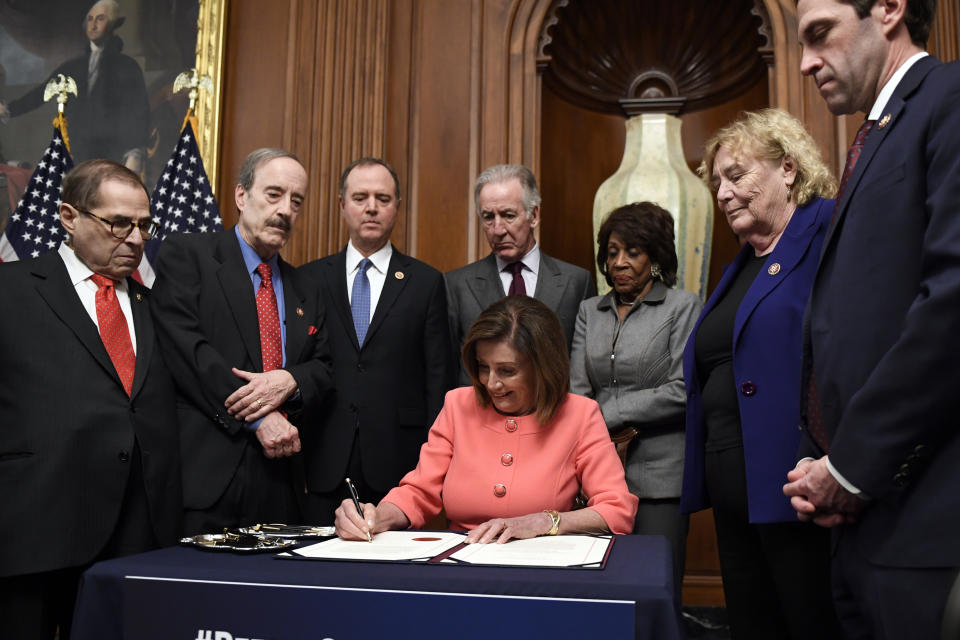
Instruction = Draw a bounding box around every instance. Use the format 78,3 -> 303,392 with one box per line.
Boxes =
194,0 -> 227,194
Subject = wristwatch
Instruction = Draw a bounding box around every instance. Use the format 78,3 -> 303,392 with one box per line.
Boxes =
543,509 -> 561,536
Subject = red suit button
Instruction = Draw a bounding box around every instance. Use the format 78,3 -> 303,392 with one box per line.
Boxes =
493,484 -> 507,497
501,453 -> 514,466
505,419 -> 518,433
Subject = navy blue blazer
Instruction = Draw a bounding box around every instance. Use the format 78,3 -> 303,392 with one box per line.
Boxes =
680,197 -> 832,522
802,57 -> 960,568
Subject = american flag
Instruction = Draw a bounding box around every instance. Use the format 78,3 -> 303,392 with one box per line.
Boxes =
0,125 -> 74,262
141,117 -> 222,285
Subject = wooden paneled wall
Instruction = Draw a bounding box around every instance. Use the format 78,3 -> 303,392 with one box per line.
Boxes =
216,0 -> 960,606
384,1 -> 476,268
218,0 -> 391,263
218,0 -> 958,270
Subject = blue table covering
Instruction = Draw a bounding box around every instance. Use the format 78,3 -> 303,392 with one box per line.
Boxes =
71,534 -> 682,640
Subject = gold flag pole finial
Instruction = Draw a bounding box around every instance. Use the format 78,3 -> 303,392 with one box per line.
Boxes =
43,74 -> 78,114
43,74 -> 77,152
173,68 -> 214,113
173,68 -> 214,134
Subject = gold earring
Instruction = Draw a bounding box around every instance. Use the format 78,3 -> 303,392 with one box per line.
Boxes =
651,263 -> 662,279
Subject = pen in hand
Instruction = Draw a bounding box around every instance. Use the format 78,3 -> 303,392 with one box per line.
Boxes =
345,477 -> 372,542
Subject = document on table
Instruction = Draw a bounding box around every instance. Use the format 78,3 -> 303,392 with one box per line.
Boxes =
282,531 -> 613,568
287,531 -> 466,561
447,534 -> 612,567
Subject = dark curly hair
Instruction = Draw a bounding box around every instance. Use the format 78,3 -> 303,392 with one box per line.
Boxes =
596,202 -> 678,288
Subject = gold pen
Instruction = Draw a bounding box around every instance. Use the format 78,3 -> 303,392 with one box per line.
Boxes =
345,477 -> 372,542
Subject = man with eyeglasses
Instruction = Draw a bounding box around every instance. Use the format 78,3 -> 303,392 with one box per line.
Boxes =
150,148 -> 333,535
72,206 -> 160,239
0,158 -> 182,639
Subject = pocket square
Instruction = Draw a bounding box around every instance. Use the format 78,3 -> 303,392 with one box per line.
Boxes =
308,325 -> 318,336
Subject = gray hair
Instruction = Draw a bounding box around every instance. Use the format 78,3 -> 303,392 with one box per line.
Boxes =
237,148 -> 303,191
474,164 -> 542,219
87,0 -> 121,29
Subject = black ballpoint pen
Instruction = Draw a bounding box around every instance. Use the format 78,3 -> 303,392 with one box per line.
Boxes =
345,477 -> 372,542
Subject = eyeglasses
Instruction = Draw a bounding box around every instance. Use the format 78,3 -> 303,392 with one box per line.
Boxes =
75,207 -> 160,240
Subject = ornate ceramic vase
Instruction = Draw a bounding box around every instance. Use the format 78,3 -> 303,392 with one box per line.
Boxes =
592,113 -> 713,301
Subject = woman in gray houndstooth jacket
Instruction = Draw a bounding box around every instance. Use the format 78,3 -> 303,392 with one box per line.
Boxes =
570,201 -> 701,594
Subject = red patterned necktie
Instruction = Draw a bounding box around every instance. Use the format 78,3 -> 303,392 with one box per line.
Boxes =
255,262 -> 282,372
835,119 -> 875,204
90,274 -> 136,396
506,262 -> 526,296
805,371 -> 830,452
806,121 -> 875,451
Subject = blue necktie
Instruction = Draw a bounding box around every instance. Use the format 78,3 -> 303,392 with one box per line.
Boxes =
351,258 -> 373,346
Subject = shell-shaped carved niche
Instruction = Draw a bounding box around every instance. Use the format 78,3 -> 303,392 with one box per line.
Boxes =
540,0 -> 771,115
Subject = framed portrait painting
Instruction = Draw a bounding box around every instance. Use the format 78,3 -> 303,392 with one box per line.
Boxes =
0,0 -> 225,230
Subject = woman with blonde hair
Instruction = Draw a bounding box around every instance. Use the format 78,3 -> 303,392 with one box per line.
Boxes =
680,108 -> 842,639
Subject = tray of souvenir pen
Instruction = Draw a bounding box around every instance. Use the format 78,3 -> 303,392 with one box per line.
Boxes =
179,531 -> 297,553
238,523 -> 337,539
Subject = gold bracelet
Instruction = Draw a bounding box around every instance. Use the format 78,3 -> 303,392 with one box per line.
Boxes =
543,509 -> 561,536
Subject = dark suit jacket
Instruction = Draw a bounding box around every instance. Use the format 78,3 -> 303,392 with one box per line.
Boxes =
299,246 -> 454,493
681,197 -> 832,523
802,57 -> 960,567
150,229 -> 333,510
0,251 -> 181,577
445,251 -> 596,384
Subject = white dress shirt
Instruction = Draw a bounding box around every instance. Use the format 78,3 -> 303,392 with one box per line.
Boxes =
494,244 -> 540,295
868,51 -> 928,119
58,242 -> 137,353
345,241 -> 393,323
88,41 -> 104,93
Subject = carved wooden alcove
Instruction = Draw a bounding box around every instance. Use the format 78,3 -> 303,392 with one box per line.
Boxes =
538,0 -> 772,116
477,0 -> 835,277
537,0 -> 772,295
